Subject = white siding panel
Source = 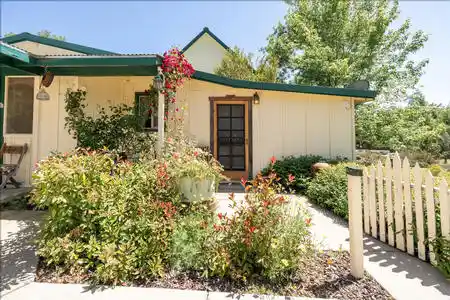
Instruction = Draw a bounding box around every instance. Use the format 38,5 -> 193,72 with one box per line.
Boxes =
183,34 -> 228,73
306,95 -> 331,158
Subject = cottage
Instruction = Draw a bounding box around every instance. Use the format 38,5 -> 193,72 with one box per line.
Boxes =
0,27 -> 375,185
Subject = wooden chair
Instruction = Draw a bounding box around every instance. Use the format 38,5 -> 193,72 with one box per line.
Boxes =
0,143 -> 28,189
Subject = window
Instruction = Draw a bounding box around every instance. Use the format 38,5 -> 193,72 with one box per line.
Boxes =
6,78 -> 34,134
136,94 -> 158,131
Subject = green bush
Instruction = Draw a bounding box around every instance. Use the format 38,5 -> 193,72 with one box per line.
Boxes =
33,148 -> 314,285
206,172 -> 314,281
64,89 -> 145,153
261,155 -> 326,193
169,205 -> 214,272
32,149 -> 181,284
306,163 -> 360,219
431,237 -> 450,278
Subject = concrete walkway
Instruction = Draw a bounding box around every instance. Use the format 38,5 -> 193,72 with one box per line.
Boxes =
1,194 -> 449,300
3,283 -> 324,300
216,193 -> 450,300
0,210 -> 45,298
288,195 -> 450,300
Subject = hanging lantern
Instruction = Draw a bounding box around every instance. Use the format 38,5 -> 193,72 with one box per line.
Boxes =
36,68 -> 53,101
153,68 -> 165,91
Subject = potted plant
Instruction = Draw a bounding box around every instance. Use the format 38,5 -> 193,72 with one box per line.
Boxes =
178,159 -> 219,202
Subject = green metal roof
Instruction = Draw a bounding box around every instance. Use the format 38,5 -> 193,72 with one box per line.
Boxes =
0,41 -> 34,63
182,27 -> 230,52
1,32 -> 116,55
0,29 -> 376,99
193,71 -> 376,99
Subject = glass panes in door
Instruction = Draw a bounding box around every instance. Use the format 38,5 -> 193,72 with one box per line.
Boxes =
217,104 -> 245,171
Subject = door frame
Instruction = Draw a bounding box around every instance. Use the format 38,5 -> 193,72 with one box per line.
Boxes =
209,95 -> 253,180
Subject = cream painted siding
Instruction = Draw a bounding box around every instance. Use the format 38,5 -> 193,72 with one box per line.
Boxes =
78,77 -> 154,113
182,80 -> 355,176
3,75 -> 78,186
10,41 -> 83,56
7,75 -> 356,184
183,34 -> 228,73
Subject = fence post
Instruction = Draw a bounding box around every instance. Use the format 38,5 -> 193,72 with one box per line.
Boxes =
347,166 -> 364,279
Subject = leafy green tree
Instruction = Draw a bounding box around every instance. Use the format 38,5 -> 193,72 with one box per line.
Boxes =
408,91 -> 427,106
355,102 -> 446,157
266,0 -> 428,103
36,30 -> 66,41
3,30 -> 66,41
215,46 -> 278,82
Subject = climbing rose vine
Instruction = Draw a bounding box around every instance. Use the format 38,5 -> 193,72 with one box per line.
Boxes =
161,48 -> 195,103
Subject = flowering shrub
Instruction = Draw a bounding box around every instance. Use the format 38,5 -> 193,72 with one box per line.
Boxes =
33,149 -> 314,285
161,48 -> 195,104
206,169 -> 314,281
32,149 -> 181,284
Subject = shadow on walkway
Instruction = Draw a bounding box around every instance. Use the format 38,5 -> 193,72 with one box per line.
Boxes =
363,236 -> 450,297
0,210 -> 44,295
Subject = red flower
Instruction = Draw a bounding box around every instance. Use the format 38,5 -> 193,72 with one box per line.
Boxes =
173,152 -> 180,159
193,151 -> 199,157
288,174 -> 295,183
249,226 -> 257,233
213,224 -> 220,231
305,218 -> 312,226
263,201 -> 270,207
240,177 -> 247,187
270,156 -> 276,165
167,137 -> 173,143
218,212 -> 223,220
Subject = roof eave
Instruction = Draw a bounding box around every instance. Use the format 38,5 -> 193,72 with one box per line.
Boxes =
182,27 -> 230,53
1,32 -> 117,55
192,71 -> 376,99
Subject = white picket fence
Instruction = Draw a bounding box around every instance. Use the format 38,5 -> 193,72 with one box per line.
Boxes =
362,153 -> 450,264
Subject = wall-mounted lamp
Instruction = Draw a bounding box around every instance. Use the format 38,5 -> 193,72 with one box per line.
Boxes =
253,92 -> 260,105
344,100 -> 351,110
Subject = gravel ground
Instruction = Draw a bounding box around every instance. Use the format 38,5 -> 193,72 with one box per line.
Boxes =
36,251 -> 392,299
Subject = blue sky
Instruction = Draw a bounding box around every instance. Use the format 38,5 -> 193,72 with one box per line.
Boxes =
1,1 -> 449,104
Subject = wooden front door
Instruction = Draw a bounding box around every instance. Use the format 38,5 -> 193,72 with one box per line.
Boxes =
212,99 -> 250,180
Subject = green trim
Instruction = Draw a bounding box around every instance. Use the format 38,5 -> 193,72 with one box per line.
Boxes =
182,27 -> 230,52
0,70 -> 4,157
0,42 -> 31,63
36,55 -> 162,67
10,55 -> 162,76
45,66 -> 159,77
1,32 -> 116,55
192,71 -> 377,99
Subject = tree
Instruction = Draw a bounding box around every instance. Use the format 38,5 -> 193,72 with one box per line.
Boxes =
408,91 -> 427,106
36,30 -> 66,41
266,0 -> 428,103
3,30 -> 66,41
355,102 -> 446,157
215,46 -> 278,82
